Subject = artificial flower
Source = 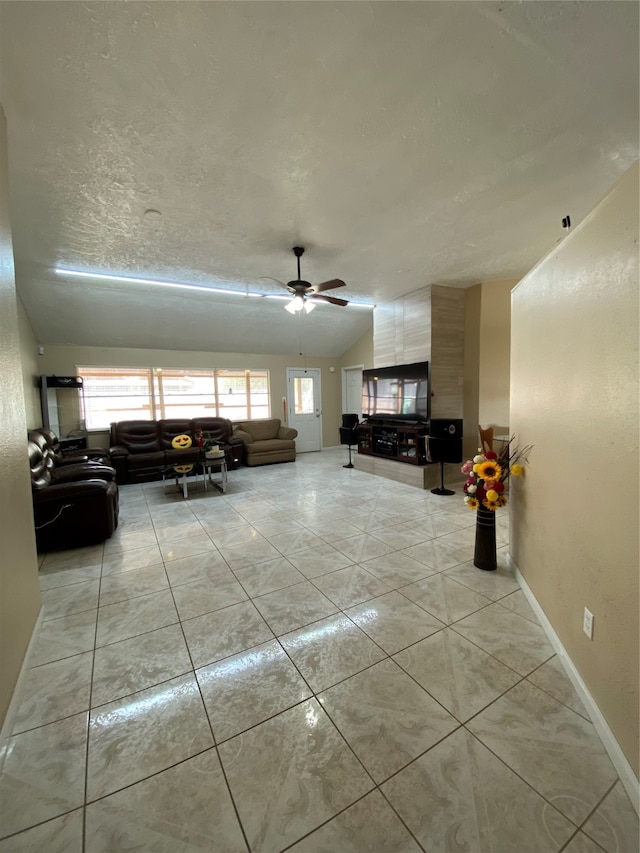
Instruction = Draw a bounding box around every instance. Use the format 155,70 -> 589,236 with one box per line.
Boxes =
476,460 -> 503,481
460,437 -> 532,513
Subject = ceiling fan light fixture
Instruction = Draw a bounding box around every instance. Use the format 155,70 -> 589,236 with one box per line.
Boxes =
285,295 -> 304,314
303,299 -> 315,314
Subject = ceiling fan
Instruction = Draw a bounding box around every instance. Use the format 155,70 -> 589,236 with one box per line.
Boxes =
268,247 -> 349,313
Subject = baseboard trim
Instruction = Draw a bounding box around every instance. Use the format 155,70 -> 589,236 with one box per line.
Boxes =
506,554 -> 639,815
0,606 -> 44,774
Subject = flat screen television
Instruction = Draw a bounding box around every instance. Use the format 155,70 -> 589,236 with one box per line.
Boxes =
362,361 -> 430,423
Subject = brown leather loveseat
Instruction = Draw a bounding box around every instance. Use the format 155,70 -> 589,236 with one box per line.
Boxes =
109,417 -> 244,484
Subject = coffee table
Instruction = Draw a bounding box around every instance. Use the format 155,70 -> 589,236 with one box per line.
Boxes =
162,463 -> 202,498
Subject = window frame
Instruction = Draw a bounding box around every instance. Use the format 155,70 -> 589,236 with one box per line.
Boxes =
77,366 -> 271,430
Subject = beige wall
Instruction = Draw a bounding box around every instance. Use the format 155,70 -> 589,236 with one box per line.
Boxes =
510,161 -> 639,778
340,327 -> 373,370
478,279 -> 515,431
463,285 -> 481,458
17,297 -> 41,429
0,105 -> 41,731
462,280 -> 514,457
36,345 -> 346,449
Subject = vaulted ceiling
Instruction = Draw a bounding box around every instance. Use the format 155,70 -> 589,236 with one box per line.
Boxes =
0,2 -> 637,357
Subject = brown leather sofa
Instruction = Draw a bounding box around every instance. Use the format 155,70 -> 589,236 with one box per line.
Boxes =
232,418 -> 297,466
29,439 -> 119,551
109,417 -> 244,484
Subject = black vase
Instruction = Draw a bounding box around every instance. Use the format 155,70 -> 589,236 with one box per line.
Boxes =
474,504 -> 497,571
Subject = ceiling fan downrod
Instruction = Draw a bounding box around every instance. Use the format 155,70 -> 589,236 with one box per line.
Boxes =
293,246 -> 304,281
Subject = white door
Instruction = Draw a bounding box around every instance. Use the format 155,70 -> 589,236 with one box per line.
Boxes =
342,364 -> 363,418
286,368 -> 322,453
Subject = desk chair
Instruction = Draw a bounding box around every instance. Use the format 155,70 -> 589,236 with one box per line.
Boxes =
478,424 -> 494,453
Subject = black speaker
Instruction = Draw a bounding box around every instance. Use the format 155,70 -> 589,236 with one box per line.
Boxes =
428,419 -> 463,466
341,413 -> 359,428
339,414 -> 359,469
429,418 -> 463,439
428,419 -> 463,495
428,438 -> 463,464
339,426 -> 358,445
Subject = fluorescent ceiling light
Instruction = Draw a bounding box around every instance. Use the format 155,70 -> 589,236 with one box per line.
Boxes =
54,268 -> 261,298
53,267 -> 375,308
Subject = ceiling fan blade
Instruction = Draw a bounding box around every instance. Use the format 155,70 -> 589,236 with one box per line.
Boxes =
312,278 -> 346,293
258,276 -> 288,289
310,293 -> 349,307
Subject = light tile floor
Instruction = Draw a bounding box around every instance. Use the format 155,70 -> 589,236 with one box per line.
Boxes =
1,448 -> 638,852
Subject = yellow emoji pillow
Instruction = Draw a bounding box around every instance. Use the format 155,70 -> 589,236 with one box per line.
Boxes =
171,434 -> 192,450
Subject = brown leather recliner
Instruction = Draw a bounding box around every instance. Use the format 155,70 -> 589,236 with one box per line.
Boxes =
34,427 -> 110,465
29,440 -> 119,551
109,420 -> 166,483
28,430 -> 116,484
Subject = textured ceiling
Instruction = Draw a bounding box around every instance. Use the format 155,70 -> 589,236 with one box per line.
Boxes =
0,1 -> 637,356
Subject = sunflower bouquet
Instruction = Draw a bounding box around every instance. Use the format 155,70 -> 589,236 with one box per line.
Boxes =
461,438 -> 532,511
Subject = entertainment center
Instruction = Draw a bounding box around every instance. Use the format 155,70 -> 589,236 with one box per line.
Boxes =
357,422 -> 428,465
358,360 -> 430,465
355,361 -> 464,492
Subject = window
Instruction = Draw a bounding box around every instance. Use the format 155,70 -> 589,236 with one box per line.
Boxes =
81,368 -> 154,429
293,376 -> 315,414
78,366 -> 270,429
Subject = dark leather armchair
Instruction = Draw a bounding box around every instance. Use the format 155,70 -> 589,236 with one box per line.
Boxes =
29,440 -> 119,551
28,430 -> 116,483
34,427 -> 110,464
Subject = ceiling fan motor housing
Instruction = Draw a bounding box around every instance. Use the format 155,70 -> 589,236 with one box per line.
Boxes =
279,245 -> 348,306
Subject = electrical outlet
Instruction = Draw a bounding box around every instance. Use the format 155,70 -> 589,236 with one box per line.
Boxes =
583,607 -> 594,640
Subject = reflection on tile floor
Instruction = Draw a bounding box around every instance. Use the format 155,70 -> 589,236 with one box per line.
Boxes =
1,448 -> 638,852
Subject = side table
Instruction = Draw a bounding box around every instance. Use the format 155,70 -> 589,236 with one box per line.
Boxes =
202,456 -> 228,494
